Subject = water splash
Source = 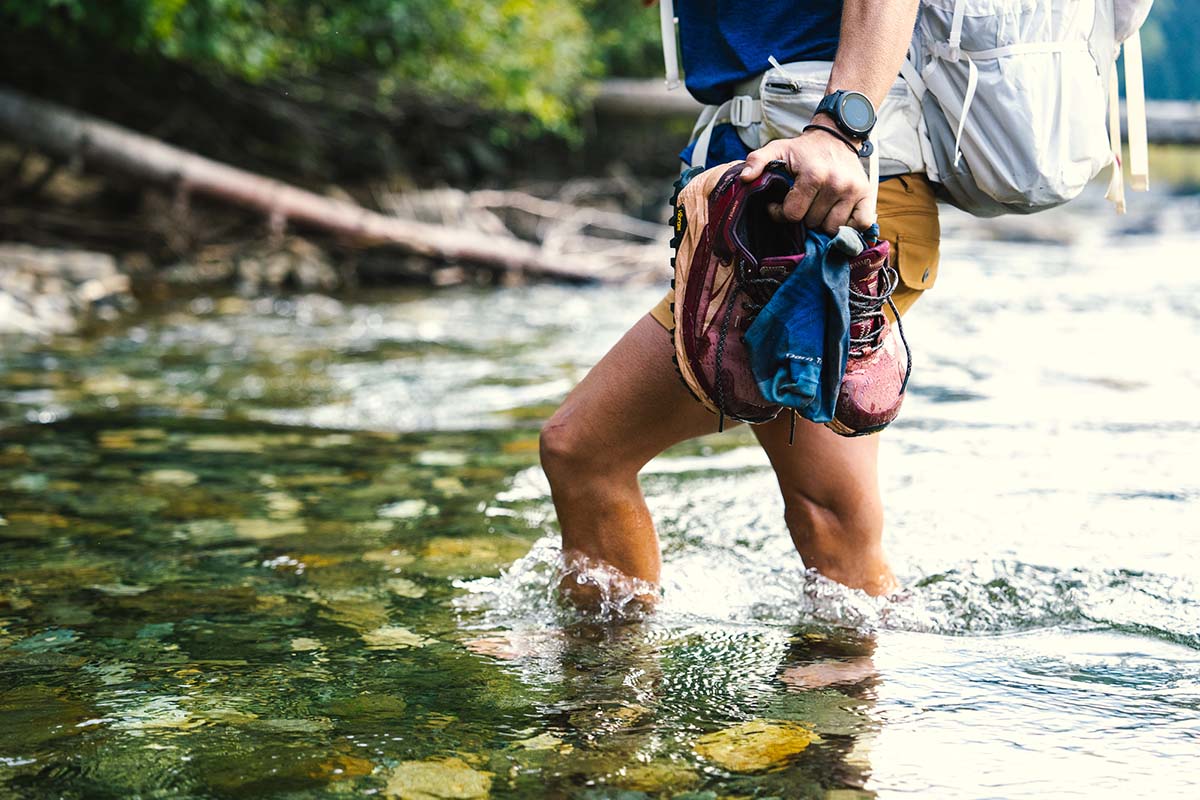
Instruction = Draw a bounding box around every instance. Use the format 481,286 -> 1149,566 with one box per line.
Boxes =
458,530 -> 1200,651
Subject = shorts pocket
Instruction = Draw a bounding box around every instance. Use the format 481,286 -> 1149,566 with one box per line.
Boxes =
894,232 -> 940,291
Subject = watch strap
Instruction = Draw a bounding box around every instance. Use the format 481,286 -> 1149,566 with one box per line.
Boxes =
802,123 -> 874,159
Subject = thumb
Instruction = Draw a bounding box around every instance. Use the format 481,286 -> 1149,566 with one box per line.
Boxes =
739,142 -> 787,183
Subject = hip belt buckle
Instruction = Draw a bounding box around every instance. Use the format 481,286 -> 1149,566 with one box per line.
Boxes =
730,95 -> 759,128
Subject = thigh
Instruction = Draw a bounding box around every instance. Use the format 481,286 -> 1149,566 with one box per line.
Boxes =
545,313 -> 730,471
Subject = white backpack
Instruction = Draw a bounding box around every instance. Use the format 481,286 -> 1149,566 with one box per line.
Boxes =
658,0 -> 1154,216
902,0 -> 1154,216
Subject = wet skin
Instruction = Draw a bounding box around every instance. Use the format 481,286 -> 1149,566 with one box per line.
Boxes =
540,313 -> 899,604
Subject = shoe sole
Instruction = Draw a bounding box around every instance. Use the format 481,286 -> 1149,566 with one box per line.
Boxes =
666,167 -> 712,411
824,416 -> 892,437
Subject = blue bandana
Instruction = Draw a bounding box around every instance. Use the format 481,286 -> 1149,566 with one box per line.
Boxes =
743,225 -> 877,423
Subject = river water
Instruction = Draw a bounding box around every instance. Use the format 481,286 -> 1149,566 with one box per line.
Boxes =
1,189 -> 1198,797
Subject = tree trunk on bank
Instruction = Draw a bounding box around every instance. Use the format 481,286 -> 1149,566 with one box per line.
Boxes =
0,86 -> 602,283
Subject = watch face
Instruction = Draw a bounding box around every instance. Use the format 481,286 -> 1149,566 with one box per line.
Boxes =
839,92 -> 875,135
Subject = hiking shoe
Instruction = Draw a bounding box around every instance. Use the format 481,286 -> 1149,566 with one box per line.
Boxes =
669,161 -> 805,426
825,242 -> 911,437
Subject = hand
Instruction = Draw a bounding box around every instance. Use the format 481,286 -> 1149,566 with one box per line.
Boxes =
739,122 -> 875,235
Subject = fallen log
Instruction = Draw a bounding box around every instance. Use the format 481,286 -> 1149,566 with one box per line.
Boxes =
0,86 -> 604,283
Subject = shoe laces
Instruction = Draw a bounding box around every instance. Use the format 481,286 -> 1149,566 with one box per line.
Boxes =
849,263 -> 899,356
739,274 -> 783,318
848,262 -> 913,394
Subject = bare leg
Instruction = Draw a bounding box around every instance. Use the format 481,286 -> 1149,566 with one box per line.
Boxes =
542,313 -> 896,603
753,415 -> 897,596
539,314 -> 729,604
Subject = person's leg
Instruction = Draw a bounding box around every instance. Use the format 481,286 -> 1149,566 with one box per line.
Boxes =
750,173 -> 939,595
752,415 -> 897,595
540,312 -> 729,604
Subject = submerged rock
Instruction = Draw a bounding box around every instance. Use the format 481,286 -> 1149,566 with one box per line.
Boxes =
186,435 -> 267,453
415,451 -> 469,467
290,637 -> 323,652
417,535 -> 531,578
327,693 -> 407,730
0,685 -> 91,748
231,518 -> 306,540
361,625 -> 432,650
386,577 -> 427,599
385,757 -> 492,800
692,719 -> 820,773
307,753 -> 374,782
140,469 -> 199,487
363,548 -> 417,569
762,688 -> 871,737
512,732 -> 568,751
614,762 -> 701,793
379,499 -> 435,519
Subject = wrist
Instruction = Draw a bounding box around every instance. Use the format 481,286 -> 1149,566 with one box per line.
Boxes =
801,122 -> 875,159
811,111 -> 864,142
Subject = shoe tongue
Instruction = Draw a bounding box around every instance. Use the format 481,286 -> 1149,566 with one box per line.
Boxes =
849,245 -> 886,294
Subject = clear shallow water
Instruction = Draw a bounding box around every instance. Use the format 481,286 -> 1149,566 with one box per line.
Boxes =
1,195 -> 1199,797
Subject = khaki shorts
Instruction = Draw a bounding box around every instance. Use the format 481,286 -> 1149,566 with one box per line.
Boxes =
649,173 -> 941,329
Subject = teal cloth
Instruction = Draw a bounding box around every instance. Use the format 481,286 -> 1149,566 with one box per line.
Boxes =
743,226 -> 876,423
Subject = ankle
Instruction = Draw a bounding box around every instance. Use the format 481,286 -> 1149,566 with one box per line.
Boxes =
557,550 -> 660,614
809,557 -> 898,596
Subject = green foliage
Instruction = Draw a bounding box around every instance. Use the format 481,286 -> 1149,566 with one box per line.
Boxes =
585,0 -> 664,78
2,0 -> 659,134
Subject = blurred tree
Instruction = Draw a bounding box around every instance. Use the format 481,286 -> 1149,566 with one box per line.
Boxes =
1,0 -> 656,134
1139,0 -> 1200,101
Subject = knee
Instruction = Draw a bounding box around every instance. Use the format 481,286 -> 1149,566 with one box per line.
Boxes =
539,410 -> 596,484
781,488 -> 883,569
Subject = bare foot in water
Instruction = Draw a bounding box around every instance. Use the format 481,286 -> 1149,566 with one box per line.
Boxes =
556,551 -> 660,616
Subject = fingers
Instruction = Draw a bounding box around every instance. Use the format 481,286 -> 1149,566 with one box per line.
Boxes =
795,165 -> 870,234
819,199 -> 858,236
783,181 -> 820,223
742,132 -> 873,233
848,190 -> 878,230
800,184 -> 836,231
739,141 -> 788,182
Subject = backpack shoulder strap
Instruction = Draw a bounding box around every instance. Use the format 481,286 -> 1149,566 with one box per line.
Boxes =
660,0 -> 681,90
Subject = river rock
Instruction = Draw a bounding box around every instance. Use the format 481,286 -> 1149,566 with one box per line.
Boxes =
0,243 -> 134,334
385,757 -> 492,800
692,719 -> 821,773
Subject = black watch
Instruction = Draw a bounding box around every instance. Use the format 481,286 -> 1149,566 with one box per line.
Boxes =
815,90 -> 877,139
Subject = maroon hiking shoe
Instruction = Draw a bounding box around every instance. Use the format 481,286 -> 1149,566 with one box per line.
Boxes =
669,161 -> 805,426
825,242 -> 911,437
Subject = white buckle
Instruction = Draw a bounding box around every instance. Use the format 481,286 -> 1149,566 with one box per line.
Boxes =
933,42 -> 962,63
730,95 -> 756,127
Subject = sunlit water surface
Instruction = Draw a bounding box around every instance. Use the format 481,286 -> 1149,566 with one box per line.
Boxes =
1,192 -> 1199,797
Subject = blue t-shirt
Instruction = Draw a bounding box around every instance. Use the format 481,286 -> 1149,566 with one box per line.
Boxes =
677,0 -> 842,105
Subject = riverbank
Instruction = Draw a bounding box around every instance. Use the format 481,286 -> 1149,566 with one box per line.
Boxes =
0,244 -> 133,335
3,126 -> 1198,337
